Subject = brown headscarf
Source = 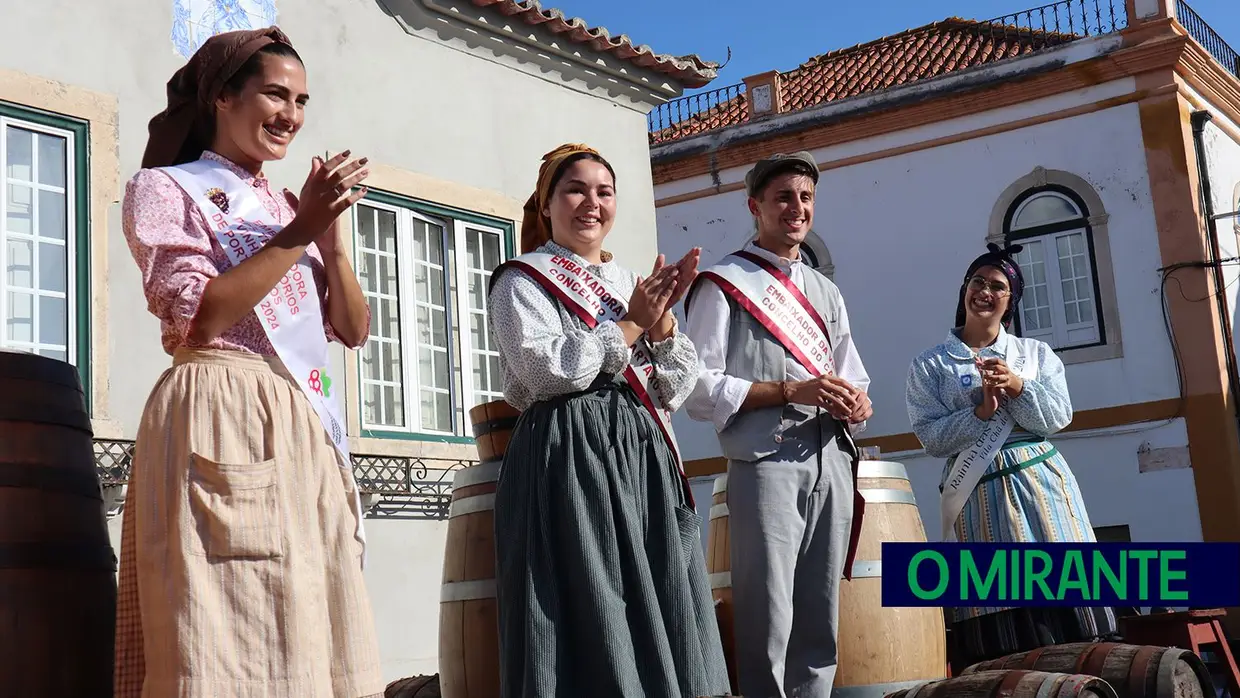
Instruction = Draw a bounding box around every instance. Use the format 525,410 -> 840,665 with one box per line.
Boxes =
520,143 -> 611,254
141,27 -> 294,169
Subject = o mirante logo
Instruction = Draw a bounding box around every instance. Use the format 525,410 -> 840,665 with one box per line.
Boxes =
881,542 -> 1240,608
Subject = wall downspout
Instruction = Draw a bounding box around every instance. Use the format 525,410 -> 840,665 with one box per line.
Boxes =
1189,110 -> 1240,433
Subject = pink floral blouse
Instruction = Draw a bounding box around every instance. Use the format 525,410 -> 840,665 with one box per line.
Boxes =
122,151 -> 367,356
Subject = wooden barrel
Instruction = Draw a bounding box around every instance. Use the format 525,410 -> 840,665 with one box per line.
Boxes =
885,670 -> 1119,697
836,459 -> 946,696
438,400 -> 519,698
962,642 -> 1215,698
385,673 -> 441,697
0,350 -> 115,696
705,461 -> 946,697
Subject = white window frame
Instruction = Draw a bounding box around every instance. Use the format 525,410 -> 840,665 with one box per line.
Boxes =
1008,191 -> 1102,351
0,116 -> 77,364
354,199 -> 509,439
452,219 -> 508,427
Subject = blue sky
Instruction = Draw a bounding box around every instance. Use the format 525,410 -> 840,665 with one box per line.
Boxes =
546,0 -> 1238,97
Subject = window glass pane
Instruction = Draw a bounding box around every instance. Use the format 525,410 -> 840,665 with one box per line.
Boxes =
357,206 -> 377,251
376,209 -> 397,254
466,229 -> 481,269
378,255 -> 396,296
361,341 -> 381,381
363,383 -> 382,426
6,291 -> 33,342
6,184 -> 32,235
433,349 -> 450,390
39,242 -> 65,293
481,231 -> 501,270
5,127 -> 32,181
1012,193 -> 1081,230
430,266 -> 445,307
430,308 -> 447,347
36,133 -> 66,188
38,190 -> 66,241
6,238 -> 32,287
418,346 -> 434,389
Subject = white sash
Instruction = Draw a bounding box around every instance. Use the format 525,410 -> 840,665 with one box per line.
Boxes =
939,339 -> 1040,541
699,251 -> 837,378
507,253 -> 684,470
158,158 -> 368,564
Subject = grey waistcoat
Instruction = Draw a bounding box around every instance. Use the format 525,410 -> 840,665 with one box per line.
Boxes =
689,259 -> 854,464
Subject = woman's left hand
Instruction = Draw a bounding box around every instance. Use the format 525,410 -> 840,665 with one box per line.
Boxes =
284,190 -> 341,257
978,356 -> 1024,397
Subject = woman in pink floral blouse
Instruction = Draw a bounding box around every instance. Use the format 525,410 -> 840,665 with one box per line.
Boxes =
113,27 -> 385,698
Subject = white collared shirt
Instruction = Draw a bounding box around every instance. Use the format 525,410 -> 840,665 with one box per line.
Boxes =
683,240 -> 871,433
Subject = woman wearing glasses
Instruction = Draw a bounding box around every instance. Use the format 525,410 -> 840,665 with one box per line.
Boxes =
905,243 -> 1114,667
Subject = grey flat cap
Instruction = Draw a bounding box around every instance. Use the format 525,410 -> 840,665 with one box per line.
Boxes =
744,151 -> 819,196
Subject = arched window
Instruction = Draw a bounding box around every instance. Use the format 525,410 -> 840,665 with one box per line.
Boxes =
1004,187 -> 1103,349
800,231 -> 835,281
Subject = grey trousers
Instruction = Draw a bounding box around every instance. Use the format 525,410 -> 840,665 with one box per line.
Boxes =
726,418 -> 855,698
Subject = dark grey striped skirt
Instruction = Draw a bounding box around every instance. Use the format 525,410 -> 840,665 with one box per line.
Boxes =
494,378 -> 731,698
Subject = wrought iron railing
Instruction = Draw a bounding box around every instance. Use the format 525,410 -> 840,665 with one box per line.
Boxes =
93,439 -> 474,521
647,0 -> 1128,146
648,81 -> 747,146
1177,0 -> 1240,78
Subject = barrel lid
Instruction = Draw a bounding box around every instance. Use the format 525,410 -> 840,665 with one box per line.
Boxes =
0,350 -> 85,392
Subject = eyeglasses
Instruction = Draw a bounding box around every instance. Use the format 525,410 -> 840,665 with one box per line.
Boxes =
967,276 -> 1011,296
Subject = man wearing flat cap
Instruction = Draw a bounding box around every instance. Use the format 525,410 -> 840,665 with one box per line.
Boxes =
684,151 -> 872,698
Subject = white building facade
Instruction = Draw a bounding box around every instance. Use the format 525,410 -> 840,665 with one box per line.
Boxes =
653,0 -> 1240,563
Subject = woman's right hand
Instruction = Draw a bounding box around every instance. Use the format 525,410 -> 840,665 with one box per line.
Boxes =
624,255 -> 680,330
975,384 -> 1001,420
285,151 -> 369,245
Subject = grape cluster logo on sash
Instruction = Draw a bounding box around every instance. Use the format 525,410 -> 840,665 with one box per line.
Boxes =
205,187 -> 230,214
308,367 -> 332,398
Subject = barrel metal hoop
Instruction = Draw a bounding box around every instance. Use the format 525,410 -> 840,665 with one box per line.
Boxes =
709,571 -> 731,589
996,669 -> 1026,697
471,416 -> 518,437
831,679 -> 935,698
0,403 -> 92,434
449,493 -> 495,518
0,461 -> 102,500
1154,647 -> 1181,697
440,578 -> 497,602
709,503 -> 729,520
1079,642 -> 1117,679
859,488 -> 917,505
712,474 -> 728,494
453,462 -> 501,489
856,460 -> 908,480
1033,676 -> 1056,698
849,560 -> 882,578
0,542 -> 116,571
1127,645 -> 1159,697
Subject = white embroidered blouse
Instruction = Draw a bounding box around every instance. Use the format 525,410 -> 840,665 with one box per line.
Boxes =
905,327 -> 1073,459
488,240 -> 699,413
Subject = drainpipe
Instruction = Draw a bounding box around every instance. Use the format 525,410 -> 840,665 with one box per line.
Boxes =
1189,110 -> 1240,433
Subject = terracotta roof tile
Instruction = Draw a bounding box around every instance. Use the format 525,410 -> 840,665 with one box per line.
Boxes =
469,0 -> 719,88
651,17 -> 1083,144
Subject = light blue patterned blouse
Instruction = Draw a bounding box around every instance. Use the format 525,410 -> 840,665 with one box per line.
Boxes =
905,327 -> 1073,460
489,241 -> 700,413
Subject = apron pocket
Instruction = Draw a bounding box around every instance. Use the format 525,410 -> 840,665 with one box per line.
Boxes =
674,504 -> 701,564
188,452 -> 284,559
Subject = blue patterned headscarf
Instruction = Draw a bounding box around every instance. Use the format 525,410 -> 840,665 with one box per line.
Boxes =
954,242 -> 1025,329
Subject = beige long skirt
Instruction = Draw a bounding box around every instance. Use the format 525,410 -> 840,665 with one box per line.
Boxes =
114,348 -> 385,698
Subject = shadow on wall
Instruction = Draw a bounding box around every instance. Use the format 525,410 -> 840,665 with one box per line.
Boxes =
372,0 -> 667,105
